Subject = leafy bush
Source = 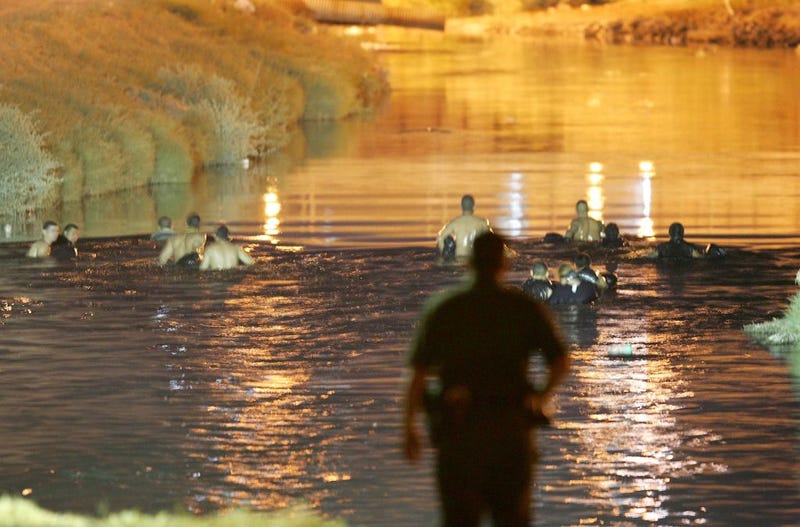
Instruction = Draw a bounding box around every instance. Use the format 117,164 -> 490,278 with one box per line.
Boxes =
0,105 -> 60,216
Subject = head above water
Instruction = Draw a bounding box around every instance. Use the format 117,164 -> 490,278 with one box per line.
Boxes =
42,220 -> 59,243
605,222 -> 620,240
186,213 -> 201,229
668,222 -> 685,242
215,224 -> 230,241
574,252 -> 591,269
63,223 -> 79,243
531,260 -> 548,279
557,263 -> 574,281
471,231 -> 506,279
158,216 -> 172,229
576,200 -> 589,216
460,194 -> 475,213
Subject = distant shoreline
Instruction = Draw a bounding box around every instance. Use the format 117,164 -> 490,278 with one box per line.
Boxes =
446,3 -> 800,49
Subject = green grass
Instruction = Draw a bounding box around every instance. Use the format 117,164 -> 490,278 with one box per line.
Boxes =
0,495 -> 347,527
744,290 -> 800,346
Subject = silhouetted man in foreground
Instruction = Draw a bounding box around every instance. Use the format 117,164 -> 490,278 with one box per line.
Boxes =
404,232 -> 569,527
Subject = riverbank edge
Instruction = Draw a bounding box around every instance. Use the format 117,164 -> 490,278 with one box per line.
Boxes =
446,3 -> 800,48
0,0 -> 389,220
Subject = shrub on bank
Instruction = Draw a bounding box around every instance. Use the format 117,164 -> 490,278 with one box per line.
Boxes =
157,65 -> 266,166
0,105 -> 60,217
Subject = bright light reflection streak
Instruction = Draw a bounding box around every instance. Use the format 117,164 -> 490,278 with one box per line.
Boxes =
499,172 -> 526,237
587,162 -> 604,222
257,182 -> 282,244
638,160 -> 656,238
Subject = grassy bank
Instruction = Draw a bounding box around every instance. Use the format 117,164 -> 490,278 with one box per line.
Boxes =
440,0 -> 800,48
0,495 -> 346,527
0,0 -> 388,219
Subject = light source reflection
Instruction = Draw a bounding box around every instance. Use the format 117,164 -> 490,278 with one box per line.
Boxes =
637,160 -> 656,239
566,337 -> 717,525
182,288 -> 347,512
259,179 -> 282,245
497,171 -> 526,237
587,162 -> 605,223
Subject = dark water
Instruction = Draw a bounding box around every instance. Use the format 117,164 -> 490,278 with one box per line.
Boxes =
1,236 -> 798,526
3,28 -> 800,527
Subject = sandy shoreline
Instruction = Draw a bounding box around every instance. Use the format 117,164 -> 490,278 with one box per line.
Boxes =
446,2 -> 800,48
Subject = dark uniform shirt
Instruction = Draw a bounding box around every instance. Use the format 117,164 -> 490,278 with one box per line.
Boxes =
411,279 -> 565,411
410,278 -> 567,525
521,278 -> 553,303
548,282 -> 598,305
50,235 -> 76,261
656,239 -> 698,259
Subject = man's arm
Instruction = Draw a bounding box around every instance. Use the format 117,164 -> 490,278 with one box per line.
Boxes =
238,247 -> 254,266
436,223 -> 451,252
158,239 -> 173,265
403,365 -> 427,462
26,243 -> 39,258
564,219 -> 577,240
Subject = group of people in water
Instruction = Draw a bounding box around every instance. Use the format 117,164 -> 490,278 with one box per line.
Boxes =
25,214 -> 254,271
26,221 -> 80,260
436,194 -> 723,306
25,193 -> 720,284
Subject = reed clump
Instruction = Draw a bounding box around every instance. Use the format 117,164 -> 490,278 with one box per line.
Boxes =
0,105 -> 60,216
0,0 -> 389,218
744,269 -> 800,346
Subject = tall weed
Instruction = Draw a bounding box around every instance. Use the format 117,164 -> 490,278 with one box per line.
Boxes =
0,105 -> 60,216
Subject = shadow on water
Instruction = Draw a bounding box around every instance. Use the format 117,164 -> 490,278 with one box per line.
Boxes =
1,236 -> 798,525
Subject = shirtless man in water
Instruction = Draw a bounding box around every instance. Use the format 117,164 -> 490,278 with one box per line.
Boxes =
26,220 -> 59,258
158,213 -> 206,267
436,194 -> 491,260
200,225 -> 254,271
564,200 -> 604,243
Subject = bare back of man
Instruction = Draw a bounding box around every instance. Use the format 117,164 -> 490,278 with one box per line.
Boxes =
200,238 -> 253,271
437,214 -> 491,259
159,231 -> 205,265
564,200 -> 604,243
565,217 -> 604,243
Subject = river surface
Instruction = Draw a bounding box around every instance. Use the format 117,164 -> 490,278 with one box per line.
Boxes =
1,29 -> 800,526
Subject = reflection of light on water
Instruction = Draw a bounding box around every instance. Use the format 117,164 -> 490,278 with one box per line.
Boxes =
587,162 -> 604,222
568,341 -> 718,525
638,160 -> 656,238
497,172 -> 526,236
258,182 -> 282,244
